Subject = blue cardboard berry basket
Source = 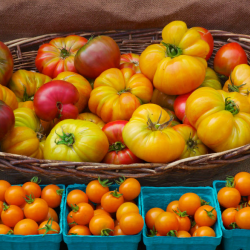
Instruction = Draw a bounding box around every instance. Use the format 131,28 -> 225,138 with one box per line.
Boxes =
213,180 -> 250,250
141,186 -> 222,250
0,184 -> 65,250
63,183 -> 142,250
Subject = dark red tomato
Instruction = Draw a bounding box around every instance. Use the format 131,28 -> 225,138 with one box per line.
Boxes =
214,42 -> 248,77
0,100 -> 15,141
33,80 -> 79,121
0,41 -> 13,86
102,121 -> 142,165
74,36 -> 120,79
191,27 -> 214,61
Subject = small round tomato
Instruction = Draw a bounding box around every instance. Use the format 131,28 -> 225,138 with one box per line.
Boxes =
166,201 -> 179,213
72,203 -> 94,225
235,207 -> 250,229
14,219 -> 38,235
5,186 -> 26,206
101,190 -> 124,213
189,223 -> 200,235
86,177 -> 110,204
24,197 -> 49,222
179,193 -> 201,216
67,211 -> 77,228
41,185 -> 63,208
116,202 -> 139,221
68,225 -> 91,235
38,219 -> 60,235
120,53 -> 140,73
89,214 -> 115,235
174,210 -> 191,231
0,201 -> 3,215
43,207 -> 58,223
193,226 -> 216,237
177,230 -> 191,238
0,180 -> 11,202
155,212 -> 179,236
217,187 -> 241,208
222,208 -> 238,229
234,172 -> 250,196
96,204 -> 104,210
1,203 -> 24,227
118,177 -> 141,201
94,209 -> 111,217
114,225 -> 126,236
22,176 -> 42,198
0,224 -> 13,235
145,207 -> 164,230
119,212 -> 144,235
114,219 -> 120,227
67,189 -> 88,207
194,205 -> 217,227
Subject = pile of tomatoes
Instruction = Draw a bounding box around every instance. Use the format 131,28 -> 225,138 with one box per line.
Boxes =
0,178 -> 63,235
1,20 -> 250,165
217,172 -> 250,230
146,192 -> 217,237
66,177 -> 144,236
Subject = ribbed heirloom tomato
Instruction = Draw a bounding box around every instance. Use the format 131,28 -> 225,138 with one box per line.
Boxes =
151,89 -> 176,111
120,53 -> 141,73
0,85 -> 18,110
199,67 -> 222,90
77,113 -> 105,129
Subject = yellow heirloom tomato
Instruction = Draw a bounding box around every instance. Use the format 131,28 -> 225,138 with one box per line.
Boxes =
44,119 -> 109,162
199,67 -> 222,90
186,87 -> 250,152
0,85 -> 18,110
77,113 -> 105,129
122,104 -> 185,163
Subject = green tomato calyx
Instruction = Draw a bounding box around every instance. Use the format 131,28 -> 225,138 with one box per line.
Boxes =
147,227 -> 157,237
204,207 -> 216,220
38,217 -> 58,236
31,176 -> 41,184
115,176 -> 126,185
228,74 -> 246,93
101,228 -> 113,236
109,141 -> 126,152
147,111 -> 173,131
55,127 -> 75,146
118,88 -> 132,95
161,42 -> 183,58
98,176 -> 113,188
23,87 -> 34,102
225,97 -> 239,115
111,189 -> 123,198
60,48 -> 71,59
167,230 -> 177,237
24,194 -> 35,204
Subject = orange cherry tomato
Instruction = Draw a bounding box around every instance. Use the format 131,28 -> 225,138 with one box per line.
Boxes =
145,207 -> 165,230
89,214 -> 115,235
166,201 -> 179,213
5,185 -> 26,206
41,184 -> 63,208
72,203 -> 94,226
68,225 -> 91,235
14,219 -> 38,235
95,204 -> 103,210
0,201 -> 3,215
1,203 -> 24,227
43,207 -> 58,223
194,205 -> 217,227
0,224 -> 13,234
24,197 -> 49,222
217,187 -> 241,208
235,207 -> 250,229
67,189 -> 88,207
189,223 -> 200,235
67,211 -> 77,228
114,225 -> 126,236
193,226 -> 216,237
155,212 -> 179,236
177,231 -> 191,238
118,177 -> 141,201
116,202 -> 139,221
101,189 -> 124,213
222,208 -> 238,229
22,176 -> 42,198
86,177 -> 110,204
179,193 -> 201,216
234,172 -> 250,196
38,219 -> 60,235
0,180 -> 11,202
175,211 -> 191,231
94,209 -> 111,217
114,219 -> 120,227
119,212 -> 144,235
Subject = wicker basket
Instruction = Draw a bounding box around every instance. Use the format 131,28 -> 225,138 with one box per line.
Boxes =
1,28 -> 250,186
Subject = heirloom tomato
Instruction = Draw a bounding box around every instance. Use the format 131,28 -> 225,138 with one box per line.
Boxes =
151,89 -> 176,111
1,127 -> 40,158
173,124 -> 208,159
191,27 -> 214,60
53,71 -> 92,113
38,219 -> 60,235
77,112 -> 105,129
18,100 -> 34,110
33,80 -> 79,121
89,214 -> 114,235
164,109 -> 180,127
120,53 -> 140,73
122,104 -> 185,163
234,172 -> 250,196
35,138 -> 46,160
186,87 -> 250,152
0,85 -> 18,110
145,208 -> 164,230
214,42 -> 248,77
44,119 -> 109,162
0,41 -> 13,86
41,184 -> 63,208
120,212 -> 144,235
75,36 -> 120,79
199,67 -> 222,90
102,121 -> 142,164
0,100 -> 15,141
35,35 -> 87,78
89,68 -> 153,122
222,208 -> 237,229
14,219 -> 38,235
8,70 -> 51,103
22,177 -> 42,198
174,92 -> 193,122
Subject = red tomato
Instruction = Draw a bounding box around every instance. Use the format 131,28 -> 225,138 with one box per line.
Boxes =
234,172 -> 250,196
1,203 -> 24,227
5,186 -> 26,206
0,180 -> 11,202
22,176 -> 41,198
214,43 -> 248,77
222,208 -> 238,229
0,101 -> 15,141
119,212 -> 144,235
118,177 -> 141,201
120,53 -> 141,73
33,80 -> 79,122
41,185 -> 63,208
191,27 -> 214,61
102,121 -> 142,164
75,36 -> 120,79
145,207 -> 164,230
35,35 -> 87,78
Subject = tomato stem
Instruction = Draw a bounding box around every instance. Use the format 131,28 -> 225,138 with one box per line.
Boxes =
111,189 -> 123,198
174,208 -> 188,217
167,230 -> 177,237
118,88 -> 132,95
55,128 -> 75,146
161,42 -> 182,58
200,197 -> 210,206
229,222 -> 239,229
31,176 -> 41,184
109,141 -> 126,152
147,227 -> 157,237
7,230 -> 13,235
2,202 -> 9,211
204,207 -> 216,220
98,176 -> 113,187
226,176 -> 235,187
38,217 -> 58,236
147,112 -> 173,131
100,228 -> 113,236
115,176 -> 126,185
56,189 -> 64,196
225,97 -> 239,115
71,204 -> 79,213
191,220 -> 196,228
228,74 -> 246,93
24,194 -> 35,204
60,48 -> 70,59
23,87 -> 34,102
